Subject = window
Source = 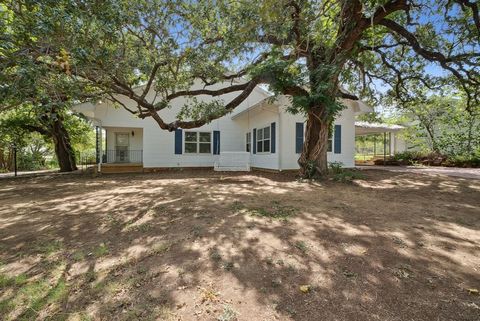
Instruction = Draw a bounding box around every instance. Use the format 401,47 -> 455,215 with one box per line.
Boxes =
185,132 -> 211,154
256,126 -> 270,153
246,132 -> 251,152
327,131 -> 333,152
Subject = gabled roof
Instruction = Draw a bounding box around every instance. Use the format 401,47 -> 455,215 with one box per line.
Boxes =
231,96 -> 277,120
231,93 -> 373,120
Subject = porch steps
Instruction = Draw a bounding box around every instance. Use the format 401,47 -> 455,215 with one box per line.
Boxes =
101,163 -> 143,174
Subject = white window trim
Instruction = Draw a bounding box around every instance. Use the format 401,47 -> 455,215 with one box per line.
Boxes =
184,131 -> 212,155
256,126 -> 271,154
115,132 -> 130,149
246,132 -> 251,153
327,128 -> 334,153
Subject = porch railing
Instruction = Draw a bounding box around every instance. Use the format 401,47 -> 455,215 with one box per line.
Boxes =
102,150 -> 143,164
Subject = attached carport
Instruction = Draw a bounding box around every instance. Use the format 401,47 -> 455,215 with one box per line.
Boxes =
355,121 -> 406,164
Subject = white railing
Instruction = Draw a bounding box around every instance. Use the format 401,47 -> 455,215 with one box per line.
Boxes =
214,151 -> 251,171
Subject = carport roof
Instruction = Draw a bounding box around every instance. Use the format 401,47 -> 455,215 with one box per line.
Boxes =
355,121 -> 405,135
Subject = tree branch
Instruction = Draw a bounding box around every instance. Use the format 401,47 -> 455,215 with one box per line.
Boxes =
149,78 -> 263,131
453,0 -> 480,34
379,17 -> 480,101
166,82 -> 252,101
334,0 -> 409,58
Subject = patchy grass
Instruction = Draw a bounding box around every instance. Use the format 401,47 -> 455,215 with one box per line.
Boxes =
328,162 -> 365,182
126,222 -> 154,233
217,304 -> 238,321
151,241 -> 172,255
200,285 -> 220,303
331,170 -> 365,182
0,170 -> 478,321
0,275 -> 68,321
71,250 -> 85,262
34,239 -> 63,256
393,264 -> 415,280
93,243 -> 109,257
209,247 -> 222,262
294,241 -> 308,254
222,261 -> 234,271
230,201 -> 244,212
248,201 -> 296,220
342,269 -> 358,279
0,273 -> 28,289
232,200 -> 296,220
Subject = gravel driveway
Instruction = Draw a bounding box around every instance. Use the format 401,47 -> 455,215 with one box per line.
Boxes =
358,165 -> 480,180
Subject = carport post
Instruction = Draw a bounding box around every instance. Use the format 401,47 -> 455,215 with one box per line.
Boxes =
383,132 -> 386,166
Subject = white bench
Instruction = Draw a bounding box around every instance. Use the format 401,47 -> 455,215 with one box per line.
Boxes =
214,151 -> 251,171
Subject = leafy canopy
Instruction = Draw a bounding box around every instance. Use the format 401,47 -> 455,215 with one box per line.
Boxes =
1,0 -> 479,130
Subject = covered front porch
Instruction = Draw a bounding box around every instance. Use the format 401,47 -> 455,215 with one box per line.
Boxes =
96,126 -> 144,173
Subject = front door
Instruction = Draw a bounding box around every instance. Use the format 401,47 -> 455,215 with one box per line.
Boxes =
115,133 -> 129,162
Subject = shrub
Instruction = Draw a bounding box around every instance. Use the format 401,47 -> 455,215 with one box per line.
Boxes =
328,161 -> 344,174
376,151 -> 480,168
328,162 -> 365,182
303,160 -> 317,179
443,154 -> 480,168
17,150 -> 46,171
391,151 -> 423,164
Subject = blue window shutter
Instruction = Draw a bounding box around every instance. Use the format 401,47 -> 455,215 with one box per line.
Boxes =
270,122 -> 276,153
252,129 -> 257,154
174,129 -> 182,154
334,124 -> 342,154
213,130 -> 220,155
295,122 -> 304,153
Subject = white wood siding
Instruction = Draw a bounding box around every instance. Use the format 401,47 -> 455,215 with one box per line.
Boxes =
234,105 -> 280,170
76,82 -> 360,170
279,100 -> 356,169
88,81 -> 268,168
105,127 -> 143,152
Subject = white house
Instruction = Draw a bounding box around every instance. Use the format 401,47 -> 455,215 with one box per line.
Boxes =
74,80 -> 372,173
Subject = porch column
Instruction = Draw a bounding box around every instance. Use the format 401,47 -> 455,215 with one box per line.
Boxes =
383,132 -> 386,166
389,132 -> 392,156
390,132 -> 395,155
96,125 -> 103,172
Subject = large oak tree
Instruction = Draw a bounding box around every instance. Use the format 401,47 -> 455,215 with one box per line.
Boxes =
2,0 -> 479,175
1,4 -> 99,171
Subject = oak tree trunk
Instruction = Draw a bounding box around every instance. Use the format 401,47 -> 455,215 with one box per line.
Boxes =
51,118 -> 77,172
0,147 -> 14,172
298,106 -> 330,177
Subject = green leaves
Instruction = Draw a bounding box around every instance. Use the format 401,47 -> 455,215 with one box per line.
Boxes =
177,98 -> 226,123
1,0 -> 478,140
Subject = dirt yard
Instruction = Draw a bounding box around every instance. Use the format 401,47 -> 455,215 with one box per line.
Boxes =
0,169 -> 479,321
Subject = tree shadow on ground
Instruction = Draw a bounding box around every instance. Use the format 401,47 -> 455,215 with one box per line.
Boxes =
0,169 -> 479,320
